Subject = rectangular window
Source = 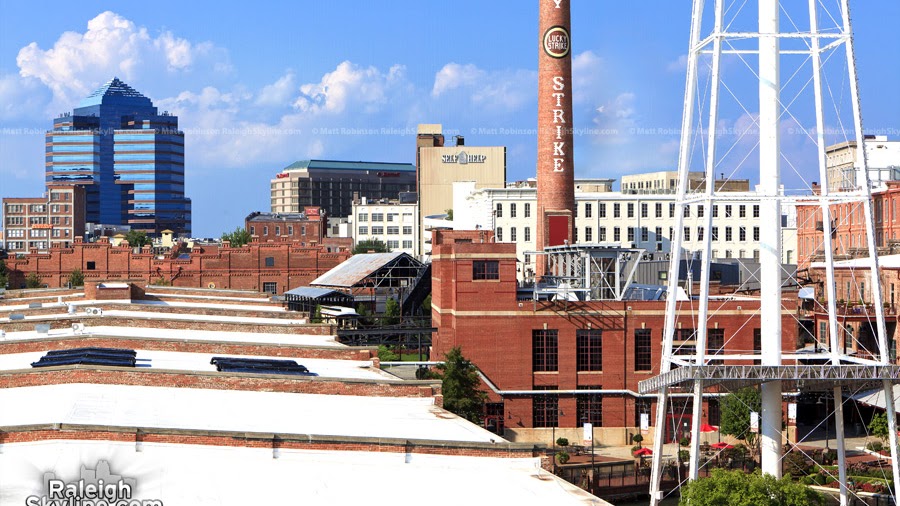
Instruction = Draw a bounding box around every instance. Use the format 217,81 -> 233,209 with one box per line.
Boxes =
708,398 -> 721,426
495,203 -> 503,218
627,203 -> 635,218
712,226 -> 719,241
86,261 -> 96,270
635,398 -> 651,428
250,226 -> 256,235
684,227 -> 691,241
754,328 -> 761,360
510,203 -> 517,218
707,328 -> 725,355
598,203 -> 606,218
713,205 -> 719,218
598,227 -> 606,241
669,203 -> 675,218
387,213 -> 397,222
753,226 -> 760,241
402,240 -> 413,249
510,227 -> 517,242
496,227 -> 503,242
524,227 -> 531,242
753,205 -> 760,218
576,329 -> 602,371
641,227 -> 649,242
265,257 -> 275,267
725,227 -> 733,241
573,228 -> 578,243
403,226 -> 413,235
739,226 -> 747,241
655,203 -> 663,218
725,205 -> 732,218
275,226 -> 281,236
655,227 -> 662,240
576,388 -> 602,426
698,226 -> 704,241
627,227 -> 635,242
698,205 -> 705,218
585,203 -> 592,218
635,329 -> 652,371
613,227 -> 621,242
263,282 -> 277,294
387,226 -> 399,235
263,226 -> 269,235
358,226 -> 368,235
739,205 -> 746,218
641,203 -> 648,218
473,260 -> 500,280
683,205 -> 690,218
358,213 -> 368,222
585,227 -> 593,242
532,387 -> 559,428
613,203 -> 621,218
387,240 -> 400,249
288,226 -> 294,236
524,203 -> 531,218
533,329 -> 559,372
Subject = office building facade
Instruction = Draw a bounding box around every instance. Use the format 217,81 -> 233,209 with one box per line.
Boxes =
270,160 -> 415,218
3,185 -> 86,255
46,77 -> 191,236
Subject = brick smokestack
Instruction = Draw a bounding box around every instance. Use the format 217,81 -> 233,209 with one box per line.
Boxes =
536,0 -> 575,276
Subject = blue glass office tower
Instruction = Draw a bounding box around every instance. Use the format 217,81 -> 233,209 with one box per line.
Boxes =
46,78 -> 191,236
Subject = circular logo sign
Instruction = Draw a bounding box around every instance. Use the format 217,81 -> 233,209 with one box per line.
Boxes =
543,25 -> 570,58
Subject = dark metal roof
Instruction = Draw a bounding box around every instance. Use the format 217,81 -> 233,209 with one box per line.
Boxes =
282,160 -> 415,172
311,252 -> 412,288
284,286 -> 350,298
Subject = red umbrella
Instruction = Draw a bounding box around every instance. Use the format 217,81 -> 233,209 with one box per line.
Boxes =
710,442 -> 734,450
633,447 -> 653,456
700,423 -> 718,433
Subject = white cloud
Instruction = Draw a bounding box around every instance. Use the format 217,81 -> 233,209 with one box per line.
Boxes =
13,11 -> 230,110
431,62 -> 536,112
432,63 -> 484,97
667,54 -> 689,73
294,61 -> 408,115
255,72 -> 297,108
571,50 -> 605,105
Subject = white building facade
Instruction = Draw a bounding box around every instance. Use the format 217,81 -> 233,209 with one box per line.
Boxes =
350,198 -> 419,255
456,183 -> 797,281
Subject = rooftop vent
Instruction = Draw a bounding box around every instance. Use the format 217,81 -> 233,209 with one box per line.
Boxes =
210,357 -> 317,376
31,347 -> 137,368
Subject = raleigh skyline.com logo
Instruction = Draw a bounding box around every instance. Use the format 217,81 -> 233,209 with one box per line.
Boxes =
26,460 -> 162,506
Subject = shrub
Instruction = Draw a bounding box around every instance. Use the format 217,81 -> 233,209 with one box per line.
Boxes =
866,441 -> 883,452
632,434 -> 644,447
25,272 -> 42,289
782,451 -> 814,476
556,437 -> 569,447
556,451 -> 570,464
631,445 -> 642,454
678,449 -> 691,462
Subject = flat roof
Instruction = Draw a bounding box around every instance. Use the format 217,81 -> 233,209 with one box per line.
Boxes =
0,308 -> 307,326
0,350 -> 394,381
0,440 -> 605,506
0,383 -> 495,442
0,325 -> 343,348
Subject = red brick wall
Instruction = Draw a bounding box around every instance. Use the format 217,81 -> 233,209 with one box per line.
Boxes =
0,315 -> 334,335
4,239 -> 350,294
0,336 -> 373,361
0,368 -> 439,398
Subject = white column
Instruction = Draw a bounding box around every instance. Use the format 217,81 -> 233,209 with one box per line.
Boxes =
758,0 -> 783,479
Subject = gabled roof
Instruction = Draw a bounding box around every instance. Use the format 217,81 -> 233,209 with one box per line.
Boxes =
77,77 -> 153,108
312,252 -> 415,288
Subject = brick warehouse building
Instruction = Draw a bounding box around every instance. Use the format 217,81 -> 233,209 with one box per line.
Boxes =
3,237 -> 350,294
430,229 -> 798,446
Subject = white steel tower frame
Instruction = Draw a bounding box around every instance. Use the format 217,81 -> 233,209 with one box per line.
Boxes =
644,1 -> 900,505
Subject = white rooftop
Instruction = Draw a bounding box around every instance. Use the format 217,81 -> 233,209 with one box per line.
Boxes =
0,441 -> 607,506
810,254 -> 900,270
0,308 -> 306,326
0,383 -> 493,443
0,350 -> 396,381
0,325 -> 342,347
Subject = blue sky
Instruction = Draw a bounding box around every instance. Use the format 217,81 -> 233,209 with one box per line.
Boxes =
1,0 -> 897,236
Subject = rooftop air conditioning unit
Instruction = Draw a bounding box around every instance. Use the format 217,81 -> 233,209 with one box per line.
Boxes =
85,307 -> 103,316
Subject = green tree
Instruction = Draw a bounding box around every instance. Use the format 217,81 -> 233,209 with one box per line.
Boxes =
125,230 -> 151,248
221,227 -> 252,247
67,268 -> 85,287
352,239 -> 390,254
421,294 -> 432,313
383,297 -> 400,325
869,412 -> 890,444
25,272 -> 42,289
434,347 -> 486,424
0,259 -> 8,288
720,387 -> 762,451
679,469 -> 824,506
356,303 -> 373,326
377,345 -> 400,362
310,304 -> 324,324
444,208 -> 454,221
